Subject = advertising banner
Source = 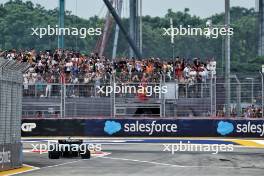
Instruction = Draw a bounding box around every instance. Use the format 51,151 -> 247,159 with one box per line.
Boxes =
21,119 -> 264,138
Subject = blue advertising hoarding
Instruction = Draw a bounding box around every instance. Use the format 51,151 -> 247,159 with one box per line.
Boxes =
21,119 -> 264,138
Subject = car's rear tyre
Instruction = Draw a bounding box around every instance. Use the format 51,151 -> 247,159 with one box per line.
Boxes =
48,143 -> 60,159
48,151 -> 60,159
81,150 -> 91,159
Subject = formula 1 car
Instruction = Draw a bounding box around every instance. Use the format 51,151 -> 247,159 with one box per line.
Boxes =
48,139 -> 91,159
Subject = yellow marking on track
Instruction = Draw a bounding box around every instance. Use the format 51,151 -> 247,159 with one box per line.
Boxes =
230,139 -> 264,148
0,165 -> 38,176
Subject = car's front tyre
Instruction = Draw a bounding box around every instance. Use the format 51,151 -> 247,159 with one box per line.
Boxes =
80,150 -> 91,159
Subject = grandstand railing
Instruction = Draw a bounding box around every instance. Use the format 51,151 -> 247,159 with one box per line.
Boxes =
22,75 -> 264,119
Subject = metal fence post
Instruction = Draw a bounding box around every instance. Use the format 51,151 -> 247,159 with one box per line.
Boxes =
210,73 -> 217,117
110,75 -> 115,118
159,73 -> 164,117
260,71 -> 264,118
230,75 -> 241,117
210,74 -> 213,116
110,74 -> 116,118
236,79 -> 241,117
235,76 -> 241,117
263,74 -> 264,118
60,83 -> 63,118
162,73 -> 166,117
60,83 -> 66,118
64,84 -> 66,118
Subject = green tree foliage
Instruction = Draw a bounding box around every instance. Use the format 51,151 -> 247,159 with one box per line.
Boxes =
0,0 -> 260,73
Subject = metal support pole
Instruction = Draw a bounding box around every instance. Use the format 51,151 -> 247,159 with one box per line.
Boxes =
225,0 -> 231,117
60,84 -> 63,118
63,85 -> 66,118
173,45 -> 175,59
246,77 -> 254,105
251,79 -> 254,104
214,76 -> 217,116
112,0 -> 123,59
262,74 -> 264,118
209,73 -> 217,117
60,73 -> 65,118
170,18 -> 175,59
60,84 -> 66,118
110,75 -> 113,118
237,81 -> 241,117
232,75 -> 241,117
163,74 -> 166,117
160,73 -> 166,117
103,0 -> 142,58
260,71 -> 264,118
258,0 -> 264,56
222,37 -> 225,75
210,74 -> 213,116
113,75 -> 116,118
139,0 -> 143,54
129,0 -> 134,58
129,0 -> 138,58
58,0 -> 65,49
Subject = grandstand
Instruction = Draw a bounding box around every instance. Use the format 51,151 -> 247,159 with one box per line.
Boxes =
0,49 -> 262,119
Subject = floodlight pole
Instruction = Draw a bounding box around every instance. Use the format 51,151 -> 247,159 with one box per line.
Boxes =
225,0 -> 231,117
112,0 -> 123,60
139,0 -> 143,54
58,0 -> 65,49
258,0 -> 264,56
129,0 -> 139,58
260,71 -> 264,118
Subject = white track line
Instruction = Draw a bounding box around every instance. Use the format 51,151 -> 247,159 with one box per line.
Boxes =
252,140 -> 264,145
10,152 -> 111,175
99,156 -> 185,167
98,156 -> 260,170
41,160 -> 84,169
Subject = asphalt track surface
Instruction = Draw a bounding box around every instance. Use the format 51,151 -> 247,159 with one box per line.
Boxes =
17,139 -> 264,176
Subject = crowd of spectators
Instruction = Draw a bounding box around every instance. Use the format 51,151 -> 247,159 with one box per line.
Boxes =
243,105 -> 262,118
0,49 -> 216,85
2,49 -> 263,119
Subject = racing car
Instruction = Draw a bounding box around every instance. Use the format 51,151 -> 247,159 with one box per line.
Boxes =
48,138 -> 91,159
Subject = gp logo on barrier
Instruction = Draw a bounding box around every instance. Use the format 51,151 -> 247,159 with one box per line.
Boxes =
217,121 -> 264,136
104,120 -> 178,135
21,123 -> 36,132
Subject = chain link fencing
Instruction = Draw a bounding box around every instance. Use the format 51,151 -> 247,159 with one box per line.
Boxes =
0,58 -> 28,171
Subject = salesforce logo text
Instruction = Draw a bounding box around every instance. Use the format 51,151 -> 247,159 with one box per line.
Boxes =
124,121 -> 177,135
104,120 -> 178,135
217,121 -> 264,136
236,122 -> 264,136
